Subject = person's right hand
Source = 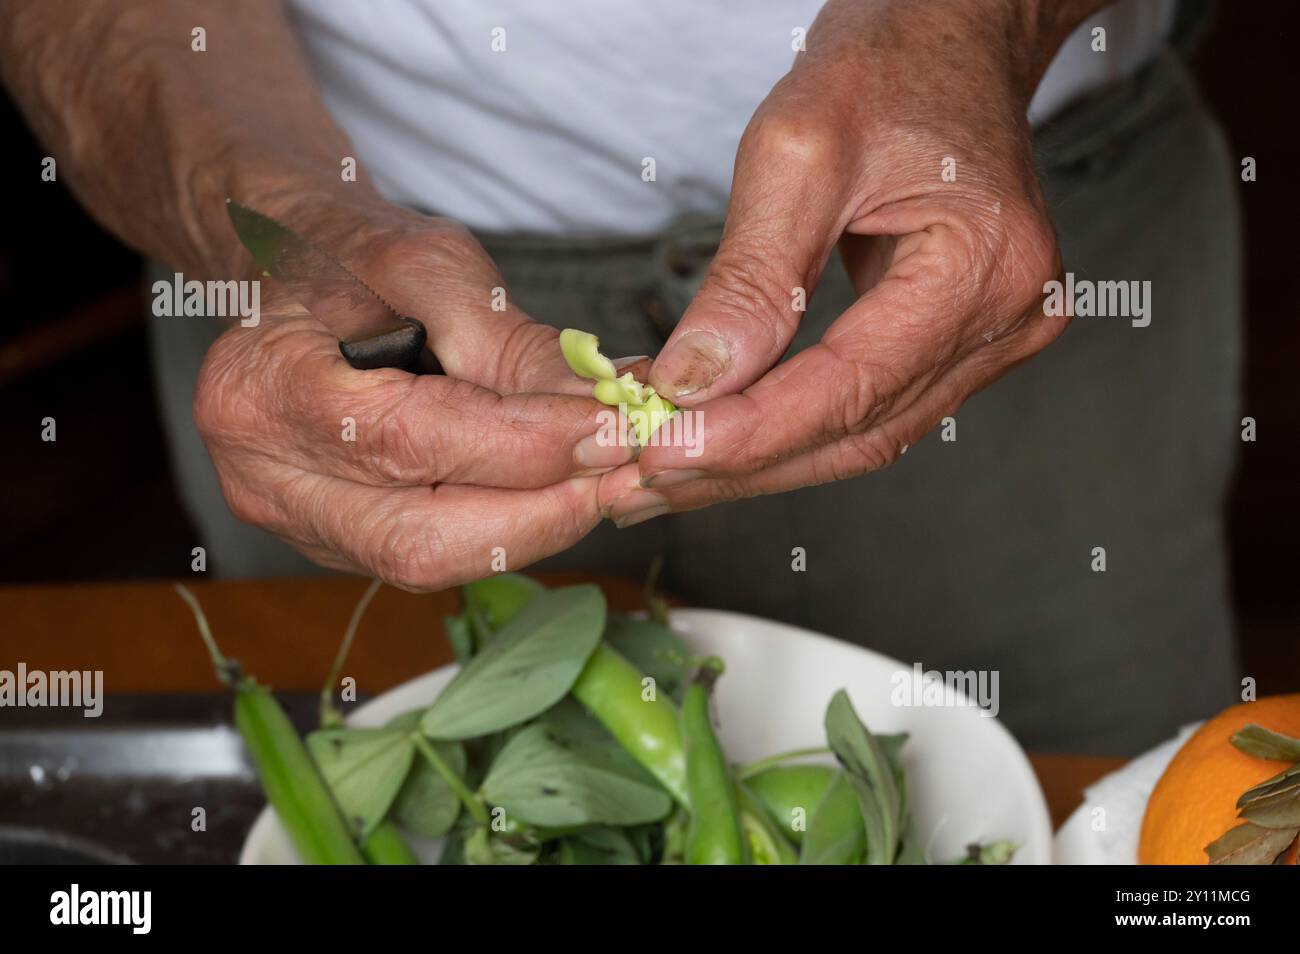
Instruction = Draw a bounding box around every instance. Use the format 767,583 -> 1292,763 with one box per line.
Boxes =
194,199 -> 635,590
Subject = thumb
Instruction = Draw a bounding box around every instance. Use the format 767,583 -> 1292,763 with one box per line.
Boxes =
648,130 -> 847,405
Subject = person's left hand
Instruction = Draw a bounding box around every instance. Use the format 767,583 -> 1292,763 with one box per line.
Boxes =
599,0 -> 1074,527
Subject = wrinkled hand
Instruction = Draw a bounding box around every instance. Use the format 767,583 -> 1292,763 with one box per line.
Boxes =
602,0 -> 1070,525
196,199 -> 634,588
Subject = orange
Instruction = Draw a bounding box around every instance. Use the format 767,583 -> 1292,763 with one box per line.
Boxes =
1138,694 -> 1300,865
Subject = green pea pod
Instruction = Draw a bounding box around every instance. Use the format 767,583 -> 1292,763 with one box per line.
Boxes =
798,771 -> 866,865
681,659 -> 746,865
176,585 -> 364,865
360,822 -> 419,865
571,643 -> 688,806
745,764 -> 836,845
737,781 -> 797,865
234,685 -> 366,865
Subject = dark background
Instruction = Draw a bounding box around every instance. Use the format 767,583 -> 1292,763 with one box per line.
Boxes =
0,6 -> 1294,685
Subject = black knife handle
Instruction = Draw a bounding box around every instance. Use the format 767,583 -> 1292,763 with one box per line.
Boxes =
338,317 -> 444,375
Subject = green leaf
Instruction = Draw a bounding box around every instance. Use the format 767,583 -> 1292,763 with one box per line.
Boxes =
385,710 -> 466,837
439,833 -> 466,865
556,827 -> 643,865
422,585 -> 607,740
306,726 -> 415,841
798,771 -> 865,865
481,722 -> 673,827
896,817 -> 927,865
603,615 -> 688,702
443,613 -> 474,665
1206,822 -> 1300,865
824,689 -> 902,865
955,840 -> 1017,865
1231,724 -> 1300,762
462,573 -> 546,633
464,826 -> 540,866
737,782 -> 798,864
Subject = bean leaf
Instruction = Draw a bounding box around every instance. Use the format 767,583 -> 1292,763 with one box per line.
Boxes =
604,615 -> 688,702
422,585 -> 607,740
895,817 -> 927,865
556,826 -> 642,865
798,771 -> 865,865
464,826 -> 539,866
1207,822 -> 1300,865
384,710 -> 466,837
481,722 -> 673,827
443,613 -> 474,665
824,689 -> 902,864
1230,724 -> 1300,762
307,726 -> 415,841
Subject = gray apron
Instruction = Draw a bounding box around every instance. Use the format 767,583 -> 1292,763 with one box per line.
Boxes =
150,43 -> 1241,755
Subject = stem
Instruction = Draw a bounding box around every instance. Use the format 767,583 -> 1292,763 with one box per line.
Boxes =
412,733 -> 486,826
644,555 -> 669,626
174,583 -> 235,684
737,747 -> 832,780
319,578 -> 382,728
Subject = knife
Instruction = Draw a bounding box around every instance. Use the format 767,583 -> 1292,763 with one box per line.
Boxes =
225,199 -> 443,375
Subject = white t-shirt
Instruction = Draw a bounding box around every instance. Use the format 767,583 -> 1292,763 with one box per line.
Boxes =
285,1 -> 1175,234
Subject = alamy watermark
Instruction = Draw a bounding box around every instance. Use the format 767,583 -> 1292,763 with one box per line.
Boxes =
152,272 -> 260,327
0,663 -> 103,717
595,405 -> 704,457
890,663 -> 1000,718
50,884 -> 150,934
1043,271 -> 1151,327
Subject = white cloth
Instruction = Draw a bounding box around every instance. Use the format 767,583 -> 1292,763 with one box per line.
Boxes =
285,0 -> 1175,234
1054,724 -> 1198,864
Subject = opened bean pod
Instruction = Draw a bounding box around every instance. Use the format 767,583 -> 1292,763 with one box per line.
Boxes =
560,328 -> 677,446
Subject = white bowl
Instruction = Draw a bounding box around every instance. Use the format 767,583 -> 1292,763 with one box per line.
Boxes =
240,608 -> 1052,864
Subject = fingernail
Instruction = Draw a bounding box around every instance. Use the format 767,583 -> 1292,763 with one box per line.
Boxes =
613,503 -> 670,529
612,355 -> 650,370
574,430 -> 637,469
607,487 -> 667,525
657,332 -> 730,399
640,468 -> 705,489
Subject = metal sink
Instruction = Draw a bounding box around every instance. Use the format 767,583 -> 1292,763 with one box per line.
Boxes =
0,693 -> 317,864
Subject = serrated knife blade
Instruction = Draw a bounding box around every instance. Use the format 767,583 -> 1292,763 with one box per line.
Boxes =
225,199 -> 442,374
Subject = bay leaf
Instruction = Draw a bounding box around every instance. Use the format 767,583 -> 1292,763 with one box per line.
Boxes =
1231,724 -> 1300,762
1239,782 -> 1300,830
1206,822 -> 1300,865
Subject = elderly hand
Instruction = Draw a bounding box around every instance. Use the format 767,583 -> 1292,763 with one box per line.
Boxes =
603,0 -> 1080,526
196,196 -> 635,588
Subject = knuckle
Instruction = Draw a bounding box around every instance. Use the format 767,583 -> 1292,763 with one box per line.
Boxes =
210,460 -> 283,530
370,510 -> 451,592
193,341 -> 248,443
973,204 -> 1061,317
364,382 -> 440,485
742,109 -> 842,173
822,345 -> 893,438
699,247 -> 798,341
